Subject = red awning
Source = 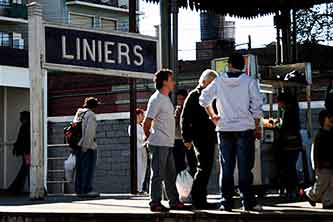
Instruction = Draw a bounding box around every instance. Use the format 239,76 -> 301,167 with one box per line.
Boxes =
144,0 -> 333,18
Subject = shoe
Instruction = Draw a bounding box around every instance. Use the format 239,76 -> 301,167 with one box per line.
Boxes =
86,192 -> 100,197
305,194 -> 316,207
242,204 -> 263,212
219,204 -> 232,212
150,203 -> 169,212
170,202 -> 188,210
193,202 -> 219,210
323,205 -> 333,209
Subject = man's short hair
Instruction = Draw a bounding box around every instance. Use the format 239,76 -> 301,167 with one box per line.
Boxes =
83,97 -> 100,109
176,89 -> 188,98
319,109 -> 331,127
199,69 -> 218,84
228,53 -> 245,71
154,69 -> 173,90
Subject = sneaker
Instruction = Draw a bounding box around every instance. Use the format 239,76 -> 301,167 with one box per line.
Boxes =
323,205 -> 333,209
150,203 -> 169,212
86,192 -> 100,197
219,204 -> 232,212
242,204 -> 263,212
170,202 -> 188,210
305,194 -> 316,207
193,202 -> 219,210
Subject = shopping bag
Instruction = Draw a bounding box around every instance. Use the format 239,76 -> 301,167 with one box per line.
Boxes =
64,154 -> 76,182
176,169 -> 193,201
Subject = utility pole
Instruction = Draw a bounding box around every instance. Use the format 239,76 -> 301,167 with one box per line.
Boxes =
129,0 -> 137,194
28,2 -> 45,200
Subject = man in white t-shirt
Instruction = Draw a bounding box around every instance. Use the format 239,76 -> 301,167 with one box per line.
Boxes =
143,69 -> 185,212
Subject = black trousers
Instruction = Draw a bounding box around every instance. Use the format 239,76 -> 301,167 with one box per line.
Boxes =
191,140 -> 215,205
8,156 -> 29,194
173,139 -> 197,177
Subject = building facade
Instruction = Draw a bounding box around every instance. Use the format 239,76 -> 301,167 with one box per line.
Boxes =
0,0 -> 141,193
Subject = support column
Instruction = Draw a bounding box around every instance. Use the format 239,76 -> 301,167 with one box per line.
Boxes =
28,2 -> 45,199
170,0 -> 178,103
129,0 -> 137,194
160,0 -> 170,69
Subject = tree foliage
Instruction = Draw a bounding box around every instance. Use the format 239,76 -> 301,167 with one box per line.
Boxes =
296,4 -> 333,44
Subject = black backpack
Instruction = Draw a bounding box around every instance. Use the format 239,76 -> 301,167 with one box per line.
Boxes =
64,111 -> 87,150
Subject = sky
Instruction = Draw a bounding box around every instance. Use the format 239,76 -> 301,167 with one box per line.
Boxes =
139,1 -> 277,61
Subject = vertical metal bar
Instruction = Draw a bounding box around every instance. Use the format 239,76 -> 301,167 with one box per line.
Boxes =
292,9 -> 297,63
43,70 -> 48,192
170,0 -> 178,104
3,87 -> 7,189
160,0 -> 170,68
306,85 -> 313,139
275,12 -> 281,65
129,0 -> 137,194
28,2 -> 45,199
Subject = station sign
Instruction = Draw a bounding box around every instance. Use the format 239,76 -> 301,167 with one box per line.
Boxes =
43,25 -> 158,79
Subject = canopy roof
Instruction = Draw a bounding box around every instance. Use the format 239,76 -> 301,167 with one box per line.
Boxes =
145,0 -> 333,18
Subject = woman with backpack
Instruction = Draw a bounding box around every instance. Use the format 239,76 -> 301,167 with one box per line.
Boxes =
73,97 -> 100,197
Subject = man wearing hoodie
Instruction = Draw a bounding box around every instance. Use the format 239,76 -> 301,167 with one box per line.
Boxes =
199,53 -> 263,211
74,97 -> 99,196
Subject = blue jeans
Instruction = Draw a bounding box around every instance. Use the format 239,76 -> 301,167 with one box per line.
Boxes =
218,130 -> 255,209
75,149 -> 97,194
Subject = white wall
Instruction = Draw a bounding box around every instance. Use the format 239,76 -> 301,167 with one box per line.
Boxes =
0,87 -> 29,189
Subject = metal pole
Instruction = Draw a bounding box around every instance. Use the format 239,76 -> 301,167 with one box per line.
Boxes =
275,11 -> 281,65
292,9 -> 297,63
129,0 -> 137,194
28,2 -> 45,199
160,0 -> 170,68
170,0 -> 178,104
248,35 -> 252,50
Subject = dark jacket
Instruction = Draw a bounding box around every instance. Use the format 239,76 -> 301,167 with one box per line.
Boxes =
181,87 -> 216,145
314,128 -> 333,170
278,103 -> 302,150
13,122 -> 30,156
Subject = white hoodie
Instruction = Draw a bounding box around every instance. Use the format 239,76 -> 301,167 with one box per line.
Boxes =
199,73 -> 263,132
73,108 -> 97,151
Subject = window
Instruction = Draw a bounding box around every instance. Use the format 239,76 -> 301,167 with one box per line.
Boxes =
13,32 -> 24,49
0,0 -> 10,7
0,32 -> 10,47
70,13 -> 94,28
101,17 -> 117,31
12,0 -> 23,4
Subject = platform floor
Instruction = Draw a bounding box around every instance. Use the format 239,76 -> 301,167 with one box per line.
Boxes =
0,194 -> 332,222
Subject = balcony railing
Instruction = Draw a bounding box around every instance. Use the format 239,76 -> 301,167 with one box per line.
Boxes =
3,3 -> 28,19
66,0 -> 119,8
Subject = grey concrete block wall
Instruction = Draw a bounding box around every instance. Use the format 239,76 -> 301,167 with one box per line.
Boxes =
48,118 -> 221,194
48,119 -> 131,194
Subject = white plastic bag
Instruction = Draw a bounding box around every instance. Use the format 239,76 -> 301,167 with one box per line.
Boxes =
64,154 -> 76,182
176,169 -> 193,201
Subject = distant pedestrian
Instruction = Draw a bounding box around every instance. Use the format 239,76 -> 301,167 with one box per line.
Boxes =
8,111 -> 30,194
174,89 -> 197,177
276,93 -> 303,198
305,109 -> 333,209
74,97 -> 100,197
181,69 -> 218,209
199,53 -> 263,211
128,108 -> 148,194
143,69 -> 186,212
